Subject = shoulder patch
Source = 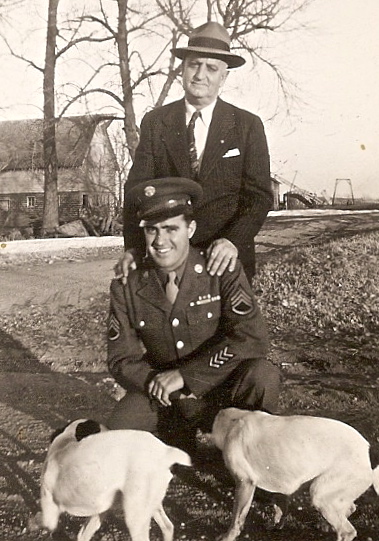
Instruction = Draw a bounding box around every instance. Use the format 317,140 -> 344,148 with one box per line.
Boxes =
108,313 -> 121,341
231,287 -> 255,315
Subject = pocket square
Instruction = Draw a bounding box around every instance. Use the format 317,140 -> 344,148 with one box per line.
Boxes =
223,148 -> 240,158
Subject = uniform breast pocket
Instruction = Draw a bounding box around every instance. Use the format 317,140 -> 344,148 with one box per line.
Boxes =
187,302 -> 221,325
186,302 -> 221,350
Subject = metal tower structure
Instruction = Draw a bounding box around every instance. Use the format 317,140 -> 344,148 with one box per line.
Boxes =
332,179 -> 354,205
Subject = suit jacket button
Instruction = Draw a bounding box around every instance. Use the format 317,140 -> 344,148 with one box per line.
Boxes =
176,340 -> 184,349
172,318 -> 180,327
139,320 -> 145,327
207,312 -> 213,319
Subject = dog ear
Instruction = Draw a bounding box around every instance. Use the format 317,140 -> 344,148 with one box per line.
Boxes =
75,420 -> 102,441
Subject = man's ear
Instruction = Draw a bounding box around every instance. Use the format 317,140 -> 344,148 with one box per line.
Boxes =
188,220 -> 197,239
220,69 -> 229,88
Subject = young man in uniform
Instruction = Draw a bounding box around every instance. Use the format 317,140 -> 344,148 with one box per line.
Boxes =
107,177 -> 280,451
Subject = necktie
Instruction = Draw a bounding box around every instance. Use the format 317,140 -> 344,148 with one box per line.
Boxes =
187,111 -> 201,179
165,271 -> 179,304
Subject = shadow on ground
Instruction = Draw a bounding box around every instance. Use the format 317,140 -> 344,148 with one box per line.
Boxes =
0,327 -> 115,538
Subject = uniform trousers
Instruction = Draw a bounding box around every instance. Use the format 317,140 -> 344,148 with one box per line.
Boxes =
107,358 -> 281,437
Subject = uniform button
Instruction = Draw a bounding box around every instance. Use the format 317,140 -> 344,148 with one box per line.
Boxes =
176,340 -> 184,349
139,320 -> 145,327
172,318 -> 180,327
207,312 -> 213,319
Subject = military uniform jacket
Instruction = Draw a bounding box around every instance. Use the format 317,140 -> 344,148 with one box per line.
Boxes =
124,98 -> 273,276
107,247 -> 269,399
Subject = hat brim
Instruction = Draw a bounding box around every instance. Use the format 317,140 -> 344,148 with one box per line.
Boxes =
139,204 -> 195,227
172,46 -> 245,69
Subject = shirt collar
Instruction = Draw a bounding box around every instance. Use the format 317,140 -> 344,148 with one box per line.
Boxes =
155,258 -> 187,287
185,99 -> 217,129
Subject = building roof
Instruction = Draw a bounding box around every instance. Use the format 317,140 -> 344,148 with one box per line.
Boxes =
0,115 -> 115,172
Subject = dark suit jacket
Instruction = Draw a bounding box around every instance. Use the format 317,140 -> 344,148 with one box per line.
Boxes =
124,98 -> 273,277
107,247 -> 269,398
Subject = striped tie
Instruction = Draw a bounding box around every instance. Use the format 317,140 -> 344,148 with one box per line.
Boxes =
165,271 -> 179,304
187,111 -> 201,179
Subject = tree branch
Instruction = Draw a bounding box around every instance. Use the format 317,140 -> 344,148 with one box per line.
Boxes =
58,88 -> 124,118
1,34 -> 44,72
56,34 -> 113,58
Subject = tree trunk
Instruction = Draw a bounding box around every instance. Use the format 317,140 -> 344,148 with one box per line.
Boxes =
42,0 -> 59,235
116,0 -> 139,161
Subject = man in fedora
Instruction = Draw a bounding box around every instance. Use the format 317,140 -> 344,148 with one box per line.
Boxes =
118,21 -> 273,283
107,177 -> 280,452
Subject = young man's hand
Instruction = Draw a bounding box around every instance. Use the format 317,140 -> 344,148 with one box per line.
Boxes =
148,369 -> 185,407
206,238 -> 238,276
113,249 -> 137,285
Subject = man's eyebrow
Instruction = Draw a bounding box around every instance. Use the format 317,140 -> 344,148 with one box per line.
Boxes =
162,224 -> 179,229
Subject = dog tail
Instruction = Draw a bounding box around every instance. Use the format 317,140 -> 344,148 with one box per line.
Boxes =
166,446 -> 192,468
373,465 -> 379,495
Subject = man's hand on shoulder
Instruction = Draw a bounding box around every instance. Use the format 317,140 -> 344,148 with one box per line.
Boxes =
113,249 -> 137,285
206,238 -> 238,276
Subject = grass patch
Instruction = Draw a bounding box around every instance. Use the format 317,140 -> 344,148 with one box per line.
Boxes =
255,231 -> 379,350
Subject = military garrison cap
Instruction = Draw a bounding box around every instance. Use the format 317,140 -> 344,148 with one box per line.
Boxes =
125,177 -> 203,225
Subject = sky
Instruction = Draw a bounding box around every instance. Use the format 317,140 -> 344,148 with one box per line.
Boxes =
1,0 -> 379,200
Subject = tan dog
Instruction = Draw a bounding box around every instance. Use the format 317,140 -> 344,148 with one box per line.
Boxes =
211,408 -> 379,541
40,419 -> 191,541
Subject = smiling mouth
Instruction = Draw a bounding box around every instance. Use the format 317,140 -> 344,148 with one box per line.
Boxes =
154,248 -> 171,255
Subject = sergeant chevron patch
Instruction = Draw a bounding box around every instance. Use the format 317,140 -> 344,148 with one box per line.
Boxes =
209,346 -> 234,368
231,287 -> 254,315
108,313 -> 120,341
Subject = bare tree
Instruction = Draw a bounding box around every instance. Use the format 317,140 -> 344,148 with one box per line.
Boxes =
42,0 -> 60,234
59,0 -> 171,160
2,1 -> 116,233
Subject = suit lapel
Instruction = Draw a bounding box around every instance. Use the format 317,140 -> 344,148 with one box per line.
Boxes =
200,99 -> 237,180
162,99 -> 192,177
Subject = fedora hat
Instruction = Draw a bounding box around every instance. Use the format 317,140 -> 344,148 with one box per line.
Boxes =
171,21 -> 245,69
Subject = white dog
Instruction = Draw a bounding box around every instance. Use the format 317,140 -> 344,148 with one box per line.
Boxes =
40,419 -> 192,541
211,408 -> 379,541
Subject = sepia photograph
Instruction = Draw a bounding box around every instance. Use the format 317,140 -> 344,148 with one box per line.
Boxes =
0,0 -> 378,539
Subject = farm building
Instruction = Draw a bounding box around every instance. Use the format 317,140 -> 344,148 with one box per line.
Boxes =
0,115 -> 119,231
270,177 -> 280,210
